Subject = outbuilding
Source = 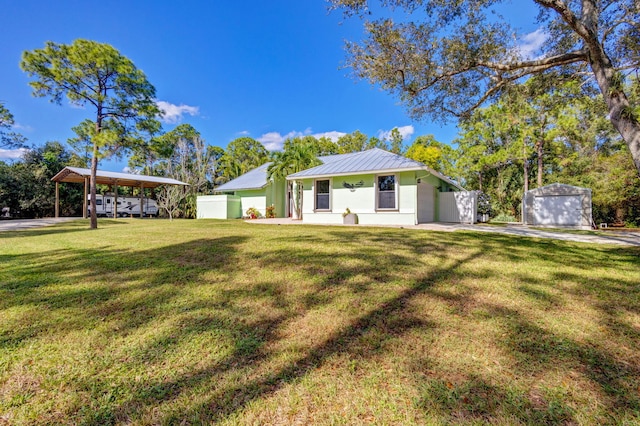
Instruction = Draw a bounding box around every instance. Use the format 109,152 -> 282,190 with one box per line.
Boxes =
522,183 -> 593,229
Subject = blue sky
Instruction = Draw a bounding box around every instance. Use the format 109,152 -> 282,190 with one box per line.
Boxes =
1,0 -> 543,171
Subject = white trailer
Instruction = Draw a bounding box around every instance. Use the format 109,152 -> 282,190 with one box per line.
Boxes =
88,194 -> 158,217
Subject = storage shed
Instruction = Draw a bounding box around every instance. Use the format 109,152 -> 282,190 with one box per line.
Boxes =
523,183 -> 593,229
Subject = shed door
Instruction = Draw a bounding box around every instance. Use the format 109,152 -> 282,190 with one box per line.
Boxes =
533,195 -> 582,226
417,181 -> 435,223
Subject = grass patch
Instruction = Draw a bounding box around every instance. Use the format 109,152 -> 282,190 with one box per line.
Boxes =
1,219 -> 639,424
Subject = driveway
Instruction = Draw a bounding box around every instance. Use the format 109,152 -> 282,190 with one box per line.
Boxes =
246,218 -> 640,246
413,223 -> 640,246
0,217 -> 81,232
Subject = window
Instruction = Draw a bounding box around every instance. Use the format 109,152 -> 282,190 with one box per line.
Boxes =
315,179 -> 330,211
377,175 -> 397,210
96,199 -> 103,206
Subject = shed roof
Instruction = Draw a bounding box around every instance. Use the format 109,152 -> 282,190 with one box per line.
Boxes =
52,166 -> 189,188
215,162 -> 271,192
526,183 -> 591,196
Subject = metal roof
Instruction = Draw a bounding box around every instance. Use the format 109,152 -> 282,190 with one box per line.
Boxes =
215,162 -> 271,192
525,182 -> 591,195
214,154 -> 364,193
215,149 -> 464,192
289,148 -> 425,178
293,148 -> 463,190
51,166 -> 189,188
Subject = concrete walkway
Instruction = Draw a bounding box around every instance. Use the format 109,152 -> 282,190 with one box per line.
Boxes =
246,218 -> 640,246
0,217 -> 81,232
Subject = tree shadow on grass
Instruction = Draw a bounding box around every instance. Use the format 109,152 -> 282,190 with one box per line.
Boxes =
117,249 -> 486,424
2,224 -> 639,424
169,228 -> 637,423
0,236 -> 248,350
494,304 -> 640,415
416,375 -> 576,425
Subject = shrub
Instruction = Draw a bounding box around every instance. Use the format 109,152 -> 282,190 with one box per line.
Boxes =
265,205 -> 275,218
491,213 -> 518,223
246,207 -> 261,219
477,192 -> 491,215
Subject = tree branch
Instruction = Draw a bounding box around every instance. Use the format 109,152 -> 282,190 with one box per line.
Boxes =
534,0 -> 594,41
475,51 -> 588,72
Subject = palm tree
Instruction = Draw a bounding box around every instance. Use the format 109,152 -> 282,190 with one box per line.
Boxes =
267,140 -> 322,218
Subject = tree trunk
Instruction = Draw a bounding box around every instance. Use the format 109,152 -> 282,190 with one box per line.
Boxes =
523,139 -> 529,193
90,141 -> 98,229
580,7 -> 640,177
593,63 -> 640,177
537,139 -> 544,188
541,0 -> 640,177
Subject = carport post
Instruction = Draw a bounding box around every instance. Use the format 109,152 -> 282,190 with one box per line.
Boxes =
139,184 -> 144,218
83,177 -> 88,219
55,182 -> 59,218
114,182 -> 118,218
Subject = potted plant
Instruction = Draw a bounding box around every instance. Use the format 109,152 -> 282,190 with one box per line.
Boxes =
342,208 -> 358,225
265,204 -> 276,218
246,207 -> 261,219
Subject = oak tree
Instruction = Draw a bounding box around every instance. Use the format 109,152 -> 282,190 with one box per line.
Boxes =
330,0 -> 640,176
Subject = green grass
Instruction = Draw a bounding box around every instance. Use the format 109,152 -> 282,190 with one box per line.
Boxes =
1,219 -> 639,425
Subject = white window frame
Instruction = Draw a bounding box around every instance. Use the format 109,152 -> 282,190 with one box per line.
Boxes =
376,173 -> 398,211
314,178 -> 332,211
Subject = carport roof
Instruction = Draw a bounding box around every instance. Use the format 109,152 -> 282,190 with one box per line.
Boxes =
52,166 -> 189,188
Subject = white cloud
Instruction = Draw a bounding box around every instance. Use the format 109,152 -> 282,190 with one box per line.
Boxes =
517,29 -> 548,59
378,125 -> 415,142
312,131 -> 346,141
257,128 -> 349,151
122,167 -> 140,174
11,122 -> 33,132
257,132 -> 287,151
237,130 -> 250,136
0,148 -> 28,160
257,130 -> 305,151
156,100 -> 199,124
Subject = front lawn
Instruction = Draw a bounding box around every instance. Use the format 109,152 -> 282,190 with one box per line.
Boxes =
1,219 -> 638,424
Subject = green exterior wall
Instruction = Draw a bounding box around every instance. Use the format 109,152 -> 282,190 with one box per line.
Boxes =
299,171 -> 422,225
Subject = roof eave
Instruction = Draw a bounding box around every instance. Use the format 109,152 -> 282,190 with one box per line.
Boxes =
286,166 -> 426,180
215,183 -> 268,192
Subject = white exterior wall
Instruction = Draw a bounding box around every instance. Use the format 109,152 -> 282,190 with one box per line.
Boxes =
439,191 -> 478,223
299,172 -> 418,225
241,194 -> 267,217
196,195 -> 241,219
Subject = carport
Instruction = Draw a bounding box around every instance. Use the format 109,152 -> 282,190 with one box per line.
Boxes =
51,166 -> 188,218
